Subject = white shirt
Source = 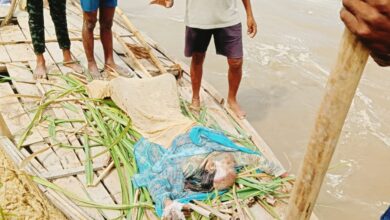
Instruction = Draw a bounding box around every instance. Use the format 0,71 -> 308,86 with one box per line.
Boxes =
185,0 -> 241,29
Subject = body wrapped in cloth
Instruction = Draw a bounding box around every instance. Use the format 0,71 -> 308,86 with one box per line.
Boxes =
132,126 -> 283,217
86,74 -> 285,218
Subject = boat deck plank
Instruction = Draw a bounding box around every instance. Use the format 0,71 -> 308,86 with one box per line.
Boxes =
0,25 -> 35,62
0,82 -> 43,146
6,62 -> 64,172
0,5 -> 8,18
0,45 -> 11,63
36,41 -> 121,218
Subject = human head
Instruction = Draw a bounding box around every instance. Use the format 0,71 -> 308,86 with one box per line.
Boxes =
207,153 -> 237,190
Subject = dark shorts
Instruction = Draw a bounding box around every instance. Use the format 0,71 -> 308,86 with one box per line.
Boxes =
80,0 -> 117,12
185,23 -> 243,59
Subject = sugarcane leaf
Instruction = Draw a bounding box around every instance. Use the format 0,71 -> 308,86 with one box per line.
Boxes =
62,102 -> 79,113
83,134 -> 94,186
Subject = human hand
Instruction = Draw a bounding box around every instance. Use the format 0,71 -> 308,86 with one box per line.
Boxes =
340,0 -> 390,66
150,0 -> 174,8
247,15 -> 258,38
162,200 -> 190,220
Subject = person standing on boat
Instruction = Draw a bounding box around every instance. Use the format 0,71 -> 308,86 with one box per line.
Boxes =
27,0 -> 83,79
340,0 -> 390,66
153,0 -> 257,119
80,0 -> 128,79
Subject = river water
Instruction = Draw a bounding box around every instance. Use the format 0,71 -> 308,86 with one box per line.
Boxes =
120,0 -> 390,219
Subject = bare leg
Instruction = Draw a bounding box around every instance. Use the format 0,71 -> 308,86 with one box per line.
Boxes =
82,10 -> 101,79
190,52 -> 206,111
227,58 -> 246,119
99,7 -> 129,76
63,49 -> 83,73
33,54 -> 47,80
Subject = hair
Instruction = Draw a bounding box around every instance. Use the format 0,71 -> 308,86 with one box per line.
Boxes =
184,169 -> 216,192
184,153 -> 238,192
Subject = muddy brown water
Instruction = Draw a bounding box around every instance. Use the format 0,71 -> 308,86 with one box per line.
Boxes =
121,0 -> 390,219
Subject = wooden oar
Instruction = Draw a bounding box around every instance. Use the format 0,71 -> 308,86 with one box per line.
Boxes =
286,29 -> 369,220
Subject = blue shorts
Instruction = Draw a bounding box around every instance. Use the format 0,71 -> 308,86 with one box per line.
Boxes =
80,0 -> 117,12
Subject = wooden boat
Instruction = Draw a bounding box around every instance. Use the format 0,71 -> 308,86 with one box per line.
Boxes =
0,1 -> 318,219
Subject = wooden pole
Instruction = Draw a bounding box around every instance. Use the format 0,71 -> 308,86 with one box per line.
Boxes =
115,8 -> 169,75
1,0 -> 18,27
113,32 -> 152,78
286,29 -> 369,220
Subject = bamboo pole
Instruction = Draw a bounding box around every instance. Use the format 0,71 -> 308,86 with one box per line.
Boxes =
113,32 -> 151,78
115,8 -> 168,75
286,29 -> 369,220
1,0 -> 18,27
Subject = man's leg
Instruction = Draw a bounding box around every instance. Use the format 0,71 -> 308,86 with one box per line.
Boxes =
99,7 -> 115,68
82,10 -> 100,79
185,26 -> 211,110
190,52 -> 206,110
214,23 -> 245,119
99,7 -> 128,76
227,58 -> 246,119
48,0 -> 82,73
27,0 -> 47,79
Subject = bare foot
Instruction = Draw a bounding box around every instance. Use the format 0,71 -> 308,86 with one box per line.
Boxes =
33,62 -> 47,80
104,64 -> 131,77
88,62 -> 102,80
64,60 -> 84,74
227,99 -> 246,119
189,97 -> 201,113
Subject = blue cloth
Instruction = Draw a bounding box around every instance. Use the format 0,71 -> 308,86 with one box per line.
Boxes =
132,126 -> 259,217
382,206 -> 390,220
80,0 -> 117,12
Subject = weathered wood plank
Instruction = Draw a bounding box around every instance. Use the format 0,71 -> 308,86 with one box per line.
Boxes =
16,14 -> 31,40
0,5 -> 9,18
0,45 -> 10,63
31,47 -> 121,219
0,82 -> 42,146
6,63 -> 64,172
28,58 -> 107,219
0,25 -> 35,62
41,162 -> 107,180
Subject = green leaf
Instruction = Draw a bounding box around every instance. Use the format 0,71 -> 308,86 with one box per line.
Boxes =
62,102 -> 79,113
